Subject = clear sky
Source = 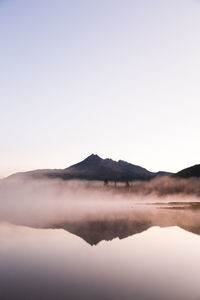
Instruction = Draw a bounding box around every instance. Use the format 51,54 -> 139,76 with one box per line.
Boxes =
1,0 -> 200,177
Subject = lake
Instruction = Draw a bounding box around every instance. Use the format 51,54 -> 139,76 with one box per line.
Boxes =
1,200 -> 200,300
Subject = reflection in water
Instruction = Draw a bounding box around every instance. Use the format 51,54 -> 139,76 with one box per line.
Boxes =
54,219 -> 151,245
49,203 -> 200,245
1,222 -> 200,300
1,200 -> 200,299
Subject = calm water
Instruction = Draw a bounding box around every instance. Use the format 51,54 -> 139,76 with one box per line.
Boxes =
1,203 -> 200,300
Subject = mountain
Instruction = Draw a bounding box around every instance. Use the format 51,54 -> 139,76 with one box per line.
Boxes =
62,154 -> 156,181
8,154 -> 171,182
175,164 -> 200,178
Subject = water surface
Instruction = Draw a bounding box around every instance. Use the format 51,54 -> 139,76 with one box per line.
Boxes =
1,202 -> 200,300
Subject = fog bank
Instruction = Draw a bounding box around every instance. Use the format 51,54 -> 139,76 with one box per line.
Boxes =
0,176 -> 200,229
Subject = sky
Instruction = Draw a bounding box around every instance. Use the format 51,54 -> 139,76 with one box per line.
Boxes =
0,0 -> 200,177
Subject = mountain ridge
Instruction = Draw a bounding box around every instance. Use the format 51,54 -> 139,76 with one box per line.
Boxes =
175,164 -> 200,178
7,154 -> 171,182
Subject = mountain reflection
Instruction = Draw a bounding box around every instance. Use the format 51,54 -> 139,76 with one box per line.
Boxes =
54,219 -> 151,245
44,202 -> 200,245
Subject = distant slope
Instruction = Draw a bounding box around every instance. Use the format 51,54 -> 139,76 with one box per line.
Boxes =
175,164 -> 200,178
7,154 -> 172,182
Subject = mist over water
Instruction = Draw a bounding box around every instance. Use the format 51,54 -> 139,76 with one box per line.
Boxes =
0,175 -> 200,227
1,176 -> 200,300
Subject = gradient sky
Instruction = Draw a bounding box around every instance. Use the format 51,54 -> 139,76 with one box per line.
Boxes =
1,0 -> 200,177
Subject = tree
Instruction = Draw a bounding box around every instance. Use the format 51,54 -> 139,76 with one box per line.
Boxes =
104,178 -> 108,186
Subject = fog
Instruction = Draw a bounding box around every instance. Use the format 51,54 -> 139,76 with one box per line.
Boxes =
0,177 -> 136,226
0,175 -> 200,234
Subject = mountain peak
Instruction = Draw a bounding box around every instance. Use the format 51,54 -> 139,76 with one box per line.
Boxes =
84,154 -> 102,163
68,154 -> 102,169
65,154 -> 156,181
86,154 -> 101,159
